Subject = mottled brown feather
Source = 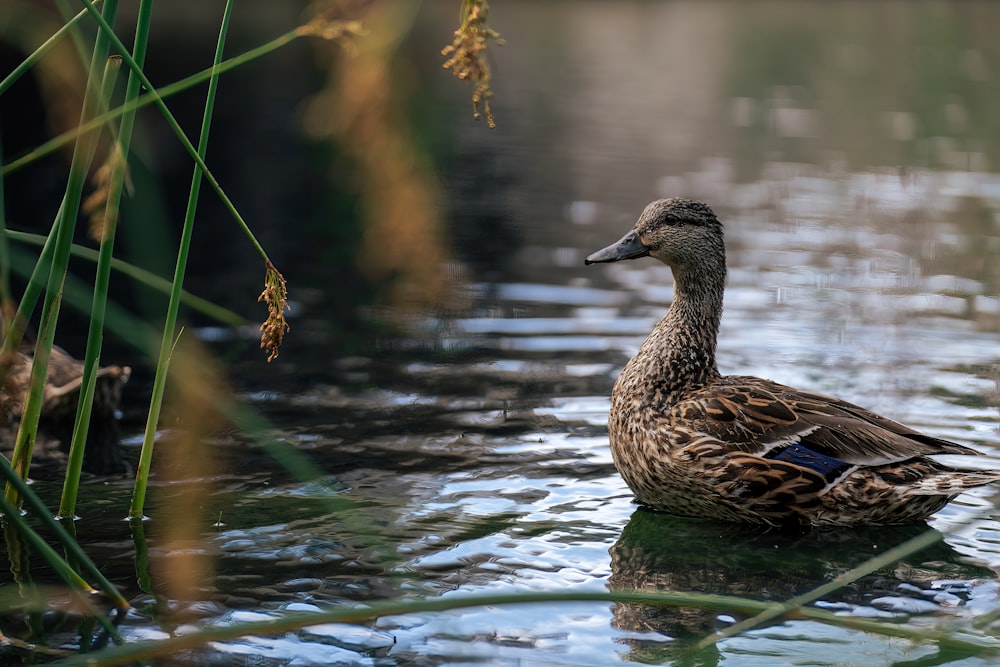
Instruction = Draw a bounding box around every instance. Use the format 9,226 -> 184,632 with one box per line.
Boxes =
587,198 -> 1000,526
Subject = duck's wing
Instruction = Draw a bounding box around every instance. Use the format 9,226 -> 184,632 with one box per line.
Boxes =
677,377 -> 982,467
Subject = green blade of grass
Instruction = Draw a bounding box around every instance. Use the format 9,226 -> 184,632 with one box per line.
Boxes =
1,26 -> 301,177
77,0 -> 272,266
695,525 -> 946,649
0,493 -> 93,593
130,0 -> 234,519
5,230 -> 245,327
58,355 -> 101,515
0,2 -> 104,96
5,246 -> 154,350
5,15 -> 121,502
60,0 -> 154,519
0,454 -> 129,611
0,497 -> 127,647
45,588 -> 1000,667
51,0 -> 129,190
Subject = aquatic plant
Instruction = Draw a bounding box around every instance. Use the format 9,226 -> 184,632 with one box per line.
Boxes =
0,0 -> 480,657
442,0 -> 504,128
4,2 -> 998,665
258,260 -> 289,363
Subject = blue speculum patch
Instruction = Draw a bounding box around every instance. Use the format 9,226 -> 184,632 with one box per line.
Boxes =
768,443 -> 853,481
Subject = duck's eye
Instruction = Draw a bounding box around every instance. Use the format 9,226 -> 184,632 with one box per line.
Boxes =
664,214 -> 680,224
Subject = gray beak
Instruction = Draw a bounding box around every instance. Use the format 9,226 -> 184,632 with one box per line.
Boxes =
584,230 -> 651,265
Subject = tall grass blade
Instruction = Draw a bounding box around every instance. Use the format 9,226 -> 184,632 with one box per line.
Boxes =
0,454 -> 129,610
5,230 -> 246,326
77,0 -> 276,266
6,245 -> 158,355
0,499 -> 124,646
2,26 -> 301,177
4,18 -> 121,502
46,588 -> 1000,667
129,518 -> 156,598
0,2 -> 104,96
695,526 -> 945,648
59,0 -> 155,519
0,495 -> 93,593
129,0 -> 235,519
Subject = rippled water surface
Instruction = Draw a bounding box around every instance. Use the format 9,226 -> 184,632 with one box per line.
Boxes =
43,162 -> 1000,664
8,1 -> 1000,665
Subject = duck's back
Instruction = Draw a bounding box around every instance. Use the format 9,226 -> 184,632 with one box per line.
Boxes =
607,373 -> 1000,526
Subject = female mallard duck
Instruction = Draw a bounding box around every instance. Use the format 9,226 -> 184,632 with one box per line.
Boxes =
586,197 -> 1000,526
1,342 -> 130,475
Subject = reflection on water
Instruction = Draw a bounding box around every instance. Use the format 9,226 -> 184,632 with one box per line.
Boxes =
6,0 -> 1000,665
609,511 -> 994,663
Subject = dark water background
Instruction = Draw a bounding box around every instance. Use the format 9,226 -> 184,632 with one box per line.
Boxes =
4,1 -> 1000,665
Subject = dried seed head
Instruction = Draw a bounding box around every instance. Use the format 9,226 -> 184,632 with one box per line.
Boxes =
297,17 -> 368,56
442,0 -> 503,129
258,261 -> 290,362
83,143 -> 130,242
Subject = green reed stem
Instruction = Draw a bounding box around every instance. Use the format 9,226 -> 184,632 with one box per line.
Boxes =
46,587 -> 1000,667
2,26 -> 301,177
0,7 -> 123,348
0,504 -> 126,647
0,495 -> 92,593
0,2 -> 103,97
60,0 -> 154,520
51,0 -> 128,173
77,0 -> 271,265
58,355 -> 101,516
53,0 -> 103,82
4,7 -> 120,503
0,455 -> 129,611
5,231 -> 245,327
696,526 -> 945,649
129,518 -> 155,597
129,0 -> 234,519
5,247 -> 151,347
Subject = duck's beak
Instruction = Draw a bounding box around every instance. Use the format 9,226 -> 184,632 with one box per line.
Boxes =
584,230 -> 650,265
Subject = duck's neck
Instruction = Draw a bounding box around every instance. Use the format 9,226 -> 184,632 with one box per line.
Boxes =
626,261 -> 725,408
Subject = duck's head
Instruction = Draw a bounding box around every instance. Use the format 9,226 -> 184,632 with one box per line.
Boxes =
584,198 -> 723,269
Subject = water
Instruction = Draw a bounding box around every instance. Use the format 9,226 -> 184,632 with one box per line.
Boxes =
30,164 -> 1000,663
7,1 -> 1000,665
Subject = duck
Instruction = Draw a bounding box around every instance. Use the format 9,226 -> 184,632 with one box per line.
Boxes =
1,341 -> 131,475
585,197 -> 1000,526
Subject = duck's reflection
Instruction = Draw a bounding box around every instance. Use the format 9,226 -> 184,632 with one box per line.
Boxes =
608,508 -> 993,663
